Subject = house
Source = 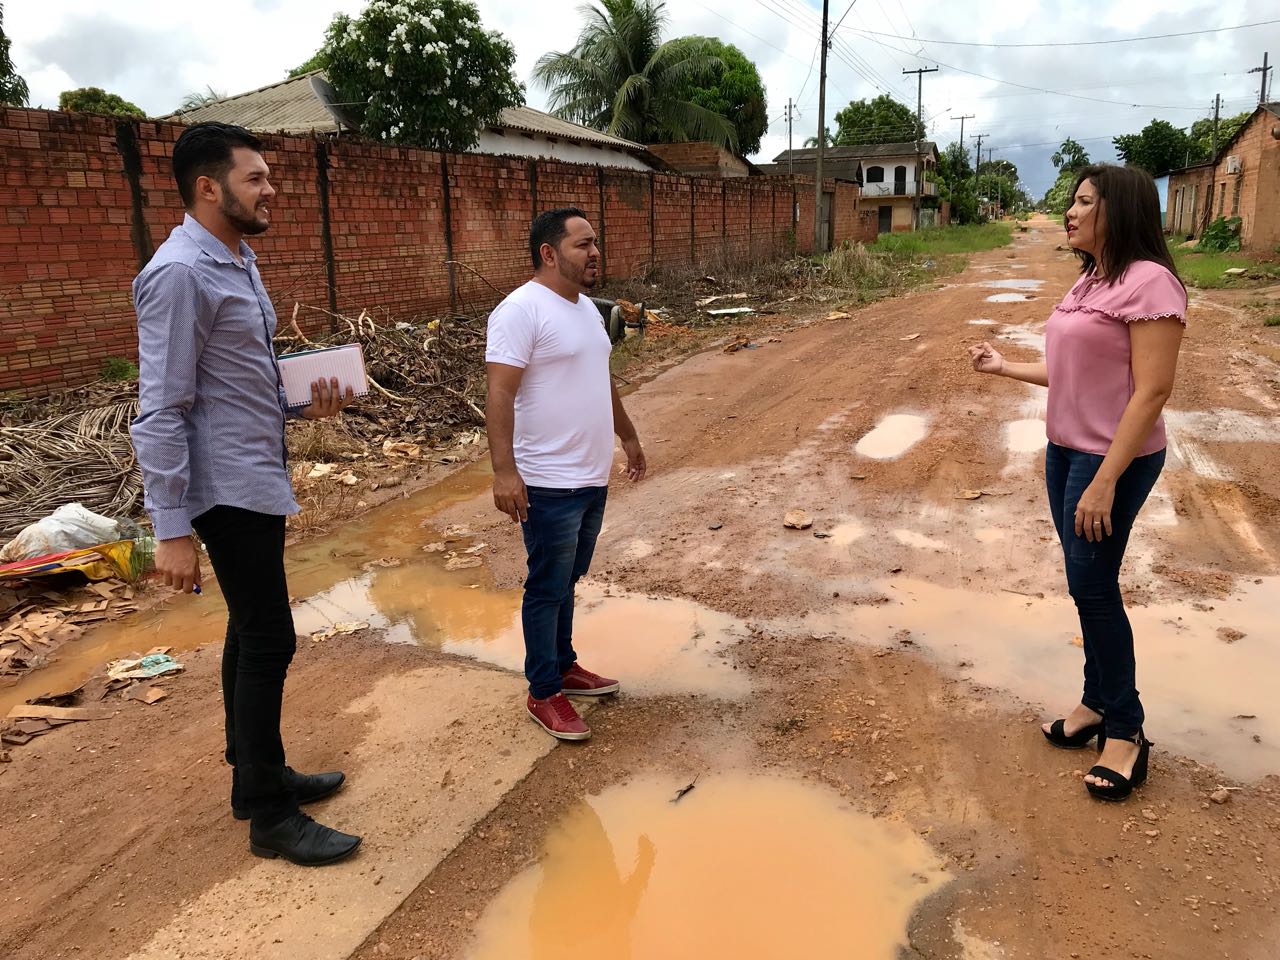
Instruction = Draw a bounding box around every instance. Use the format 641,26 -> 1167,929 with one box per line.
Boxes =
166,71 -> 666,172
762,141 -> 939,232
644,141 -> 761,178
1165,102 -> 1280,251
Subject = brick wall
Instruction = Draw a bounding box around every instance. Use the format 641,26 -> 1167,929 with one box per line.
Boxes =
1218,110 -> 1280,252
0,107 -> 875,395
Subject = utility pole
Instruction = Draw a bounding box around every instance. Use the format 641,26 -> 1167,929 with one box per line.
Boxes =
955,113 -> 975,164
1249,52 -> 1272,105
1211,93 -> 1221,157
813,0 -> 830,253
903,66 -> 938,229
787,98 -> 795,177
972,133 -> 986,207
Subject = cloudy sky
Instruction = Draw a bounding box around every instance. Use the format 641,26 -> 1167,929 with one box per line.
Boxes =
7,0 -> 1278,195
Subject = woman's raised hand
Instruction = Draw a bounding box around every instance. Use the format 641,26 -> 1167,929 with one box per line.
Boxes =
969,341 -> 1005,376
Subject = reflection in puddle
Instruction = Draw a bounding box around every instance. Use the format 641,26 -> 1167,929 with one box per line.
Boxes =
1005,418 -> 1046,453
982,279 -> 1045,291
855,414 -> 929,460
997,326 -> 1046,354
804,578 -> 1280,780
464,775 -> 948,960
967,318 -> 996,325
893,529 -> 947,551
826,520 -> 867,546
986,292 -> 1033,303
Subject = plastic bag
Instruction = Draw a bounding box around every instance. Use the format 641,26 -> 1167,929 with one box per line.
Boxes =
0,503 -> 123,562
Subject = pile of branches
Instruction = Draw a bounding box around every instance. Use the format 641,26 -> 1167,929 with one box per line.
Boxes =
280,304 -> 488,440
0,400 -> 142,538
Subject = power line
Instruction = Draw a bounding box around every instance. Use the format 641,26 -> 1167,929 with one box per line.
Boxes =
839,19 -> 1280,48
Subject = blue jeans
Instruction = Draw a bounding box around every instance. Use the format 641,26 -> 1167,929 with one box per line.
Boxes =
520,485 -> 608,699
1045,442 -> 1165,741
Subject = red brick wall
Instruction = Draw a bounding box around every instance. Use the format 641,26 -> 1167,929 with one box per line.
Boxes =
0,107 -> 867,395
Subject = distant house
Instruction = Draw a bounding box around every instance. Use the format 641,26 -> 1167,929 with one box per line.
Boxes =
762,141 -> 939,232
167,71 -> 666,173
644,141 -> 762,178
1165,102 -> 1280,251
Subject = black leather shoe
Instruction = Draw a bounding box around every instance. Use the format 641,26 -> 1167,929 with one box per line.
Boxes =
249,811 -> 361,866
232,767 -> 345,821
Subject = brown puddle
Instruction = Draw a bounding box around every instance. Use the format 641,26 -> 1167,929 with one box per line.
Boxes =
2,459 -> 750,711
0,462 -> 496,714
463,774 -> 948,960
802,578 -> 1280,780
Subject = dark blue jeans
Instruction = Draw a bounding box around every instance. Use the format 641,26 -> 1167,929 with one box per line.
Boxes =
1045,442 -> 1165,741
520,485 -> 608,699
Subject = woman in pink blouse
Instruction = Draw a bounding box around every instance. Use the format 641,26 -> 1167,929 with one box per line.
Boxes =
970,165 -> 1186,801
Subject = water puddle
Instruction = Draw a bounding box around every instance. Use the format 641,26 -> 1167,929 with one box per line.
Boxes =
825,520 -> 868,546
981,279 -> 1045,291
996,326 -> 1045,354
463,774 -> 948,960
1005,418 -> 1046,454
967,318 -> 996,325
803,577 -> 1280,780
855,414 -> 929,460
893,529 -> 948,551
986,293 -> 1034,303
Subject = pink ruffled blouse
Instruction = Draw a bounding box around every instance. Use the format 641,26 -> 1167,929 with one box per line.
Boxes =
1045,260 -> 1187,457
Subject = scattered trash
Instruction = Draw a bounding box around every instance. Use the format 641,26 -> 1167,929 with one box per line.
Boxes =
443,524 -> 473,539
723,336 -> 761,354
671,775 -> 700,803
1223,268 -> 1247,277
361,557 -> 403,570
107,652 -> 183,681
706,307 -> 756,316
6,704 -> 114,722
824,311 -> 852,321
462,543 -> 489,555
955,489 -> 1007,501
421,542 -> 447,553
899,334 -> 921,341
695,293 -> 749,308
124,685 -> 169,705
0,503 -> 124,562
783,510 -> 813,530
307,463 -> 335,480
309,620 -> 370,641
381,441 -> 422,459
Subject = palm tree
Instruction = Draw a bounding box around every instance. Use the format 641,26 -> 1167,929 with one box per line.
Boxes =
177,86 -> 227,112
534,0 -> 738,150
804,127 -> 835,148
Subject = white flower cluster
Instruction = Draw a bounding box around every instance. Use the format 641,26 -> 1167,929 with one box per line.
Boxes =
385,62 -> 395,77
389,122 -> 404,137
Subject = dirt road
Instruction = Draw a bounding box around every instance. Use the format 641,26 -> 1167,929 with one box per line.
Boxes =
3,217 -> 1279,960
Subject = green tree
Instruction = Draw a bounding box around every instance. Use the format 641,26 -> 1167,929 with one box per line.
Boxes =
177,86 -> 226,112
1,2 -> 30,106
59,87 -> 145,117
665,38 -> 765,154
1050,137 -> 1089,172
1113,119 -> 1194,175
803,126 -> 835,148
833,94 -> 922,145
288,50 -> 328,79
938,141 -> 972,181
535,0 -> 736,149
321,0 -> 523,151
1042,167 -> 1077,215
1188,110 -> 1251,162
935,142 -> 978,223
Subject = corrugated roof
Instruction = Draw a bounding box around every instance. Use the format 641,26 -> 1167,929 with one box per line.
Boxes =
167,73 -> 647,152
166,73 -> 335,134
772,141 -> 938,162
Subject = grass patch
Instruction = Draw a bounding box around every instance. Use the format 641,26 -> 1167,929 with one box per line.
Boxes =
1265,315 -> 1280,328
871,222 -> 1014,257
1173,250 -> 1280,288
101,356 -> 139,381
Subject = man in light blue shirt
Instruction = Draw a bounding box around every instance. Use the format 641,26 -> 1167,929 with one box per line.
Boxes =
131,122 -> 359,866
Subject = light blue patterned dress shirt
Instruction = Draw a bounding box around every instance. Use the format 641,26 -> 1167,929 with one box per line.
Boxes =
130,214 -> 299,540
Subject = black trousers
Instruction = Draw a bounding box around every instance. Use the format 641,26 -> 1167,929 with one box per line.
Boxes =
191,505 -> 298,825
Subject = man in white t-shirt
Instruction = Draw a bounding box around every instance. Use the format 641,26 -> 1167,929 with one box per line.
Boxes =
485,207 -> 646,741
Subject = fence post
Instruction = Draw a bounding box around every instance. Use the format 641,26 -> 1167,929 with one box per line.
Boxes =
596,165 -> 607,283
440,151 -> 457,315
113,120 -> 153,270
314,139 -> 338,325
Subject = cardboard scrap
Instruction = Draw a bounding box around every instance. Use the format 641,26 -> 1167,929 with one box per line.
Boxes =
124,686 -> 170,705
6,704 -> 114,722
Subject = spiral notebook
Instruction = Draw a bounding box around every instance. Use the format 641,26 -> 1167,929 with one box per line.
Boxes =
278,343 -> 369,408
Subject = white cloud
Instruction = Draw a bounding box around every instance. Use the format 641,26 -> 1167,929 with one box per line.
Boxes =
6,0 -> 1278,195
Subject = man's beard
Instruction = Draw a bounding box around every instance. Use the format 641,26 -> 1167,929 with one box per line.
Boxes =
561,261 -> 598,291
220,190 -> 269,235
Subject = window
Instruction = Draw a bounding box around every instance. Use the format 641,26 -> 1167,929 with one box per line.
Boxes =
894,164 -> 908,182
865,165 -> 885,183
1218,182 -> 1226,216
1232,178 -> 1242,216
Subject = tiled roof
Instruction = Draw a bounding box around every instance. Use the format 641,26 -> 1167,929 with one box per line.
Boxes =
772,141 -> 938,162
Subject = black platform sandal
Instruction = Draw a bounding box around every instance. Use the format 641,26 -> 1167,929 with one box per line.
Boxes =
1042,716 -> 1105,749
1085,733 -> 1152,802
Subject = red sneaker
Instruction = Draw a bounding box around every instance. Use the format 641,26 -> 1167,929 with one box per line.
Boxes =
527,693 -> 591,741
562,662 -> 620,696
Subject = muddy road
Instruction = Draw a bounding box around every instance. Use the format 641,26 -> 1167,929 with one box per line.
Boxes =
3,217 -> 1279,960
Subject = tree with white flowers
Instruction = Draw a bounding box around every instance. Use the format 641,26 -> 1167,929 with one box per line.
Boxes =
316,0 -> 524,151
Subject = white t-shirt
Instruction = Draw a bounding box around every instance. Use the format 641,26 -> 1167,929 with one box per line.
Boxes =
485,280 -> 615,488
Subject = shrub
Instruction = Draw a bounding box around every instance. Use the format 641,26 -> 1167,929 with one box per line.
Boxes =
1196,216 -> 1242,253
101,357 -> 139,381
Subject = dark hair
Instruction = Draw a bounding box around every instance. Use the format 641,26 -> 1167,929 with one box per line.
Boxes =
173,122 -> 264,207
1066,163 -> 1183,288
529,207 -> 588,269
